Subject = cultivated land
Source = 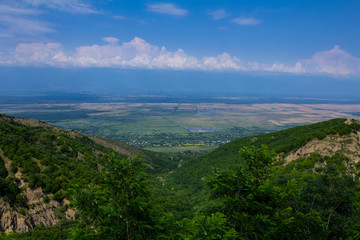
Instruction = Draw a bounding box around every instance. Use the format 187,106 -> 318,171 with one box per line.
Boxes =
1,98 -> 360,152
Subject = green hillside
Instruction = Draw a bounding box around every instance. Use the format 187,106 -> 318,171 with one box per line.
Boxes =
0,114 -> 176,212
169,118 -> 360,189
2,116 -> 360,239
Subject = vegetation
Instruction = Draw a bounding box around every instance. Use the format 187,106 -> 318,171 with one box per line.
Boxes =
204,146 -> 360,239
1,115 -> 360,239
70,155 -> 154,239
1,222 -> 73,240
0,116 -> 121,204
169,118 -> 360,190
0,115 -> 174,207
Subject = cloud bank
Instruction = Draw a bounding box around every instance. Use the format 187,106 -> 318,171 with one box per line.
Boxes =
1,37 -> 359,77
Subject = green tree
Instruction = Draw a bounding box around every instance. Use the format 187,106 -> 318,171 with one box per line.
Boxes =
206,145 -> 284,239
70,155 -> 153,240
206,145 -> 360,239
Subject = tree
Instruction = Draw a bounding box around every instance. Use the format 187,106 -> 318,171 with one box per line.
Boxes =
206,146 -> 360,239
70,155 -> 154,240
206,145 -> 285,239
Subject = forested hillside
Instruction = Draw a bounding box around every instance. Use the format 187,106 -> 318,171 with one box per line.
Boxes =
1,115 -> 360,239
169,118 -> 360,190
0,114 -> 176,233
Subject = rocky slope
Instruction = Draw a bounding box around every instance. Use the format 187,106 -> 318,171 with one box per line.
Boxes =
285,131 -> 360,163
0,188 -> 69,233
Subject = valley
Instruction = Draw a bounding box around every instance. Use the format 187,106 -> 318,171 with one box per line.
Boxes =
1,95 -> 360,153
2,95 -> 360,239
1,114 -> 360,239
1,1 -> 358,238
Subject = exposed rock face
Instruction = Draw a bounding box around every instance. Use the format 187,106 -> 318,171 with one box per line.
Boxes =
25,187 -> 60,227
0,187 -> 68,233
0,199 -> 33,233
0,148 -> 11,174
285,131 -> 360,163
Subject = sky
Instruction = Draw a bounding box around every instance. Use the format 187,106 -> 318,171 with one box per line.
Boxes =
0,0 -> 359,97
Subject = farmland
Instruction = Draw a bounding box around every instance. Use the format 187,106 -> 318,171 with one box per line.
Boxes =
1,97 -> 360,152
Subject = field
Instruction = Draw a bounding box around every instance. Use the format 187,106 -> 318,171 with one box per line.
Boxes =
1,97 -> 360,152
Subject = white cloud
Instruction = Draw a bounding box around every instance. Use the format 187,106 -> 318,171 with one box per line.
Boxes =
202,53 -> 245,71
153,48 -> 200,70
262,46 -> 360,76
4,42 -> 64,66
264,62 -> 304,74
67,37 -> 158,68
207,9 -> 229,20
0,4 -> 41,15
299,45 -> 360,76
0,38 -> 359,77
23,0 -> 99,14
0,0 -> 98,39
0,5 -> 54,38
231,17 -> 261,26
146,3 -> 188,16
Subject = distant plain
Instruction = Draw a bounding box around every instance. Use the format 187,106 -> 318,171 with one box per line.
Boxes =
1,96 -> 360,152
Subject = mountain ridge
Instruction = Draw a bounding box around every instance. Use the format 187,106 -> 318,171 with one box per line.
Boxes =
169,118 -> 360,189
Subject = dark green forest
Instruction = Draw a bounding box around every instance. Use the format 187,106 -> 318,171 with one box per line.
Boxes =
1,115 -> 360,239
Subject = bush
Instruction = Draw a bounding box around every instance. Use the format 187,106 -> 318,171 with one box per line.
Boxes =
43,195 -> 50,203
16,194 -> 27,206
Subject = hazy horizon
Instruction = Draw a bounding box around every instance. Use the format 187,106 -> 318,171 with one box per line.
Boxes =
1,67 -> 360,100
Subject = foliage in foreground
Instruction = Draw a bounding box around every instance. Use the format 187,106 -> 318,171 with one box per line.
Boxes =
69,155 -> 237,240
69,155 -> 153,239
44,146 -> 360,239
4,146 -> 360,239
205,145 -> 360,239
2,117 -> 360,239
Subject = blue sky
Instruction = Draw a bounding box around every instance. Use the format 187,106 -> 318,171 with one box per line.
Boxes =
0,0 -> 359,96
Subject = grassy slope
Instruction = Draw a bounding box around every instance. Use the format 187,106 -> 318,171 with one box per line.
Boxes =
169,118 -> 360,190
